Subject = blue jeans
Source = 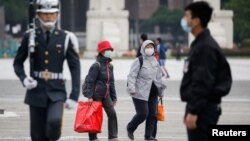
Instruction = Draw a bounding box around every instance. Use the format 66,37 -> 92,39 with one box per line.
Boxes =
158,59 -> 166,66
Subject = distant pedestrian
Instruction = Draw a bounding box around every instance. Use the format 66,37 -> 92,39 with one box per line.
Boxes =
175,43 -> 182,61
180,1 -> 232,141
156,37 -> 170,79
83,40 -> 119,141
136,33 -> 148,57
127,40 -> 166,141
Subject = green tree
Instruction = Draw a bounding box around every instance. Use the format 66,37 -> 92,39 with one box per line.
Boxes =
0,0 -> 28,29
225,0 -> 250,44
144,6 -> 183,26
142,6 -> 184,43
0,0 -> 28,36
221,0 -> 230,9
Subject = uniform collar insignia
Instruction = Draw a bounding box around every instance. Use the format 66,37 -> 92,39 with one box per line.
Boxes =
54,31 -> 59,35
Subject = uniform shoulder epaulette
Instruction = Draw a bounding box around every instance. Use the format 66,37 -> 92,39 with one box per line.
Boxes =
64,30 -> 79,54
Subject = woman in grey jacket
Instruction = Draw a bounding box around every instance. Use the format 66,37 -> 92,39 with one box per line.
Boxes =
127,40 -> 165,141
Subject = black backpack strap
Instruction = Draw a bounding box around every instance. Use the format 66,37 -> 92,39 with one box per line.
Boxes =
95,61 -> 101,69
127,56 -> 143,87
95,61 -> 101,80
82,62 -> 100,97
137,56 -> 143,76
138,56 -> 143,69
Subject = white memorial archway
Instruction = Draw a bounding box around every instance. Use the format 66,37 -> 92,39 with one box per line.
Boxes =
85,0 -> 129,58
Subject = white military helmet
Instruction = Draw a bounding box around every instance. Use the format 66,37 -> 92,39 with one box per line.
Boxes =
36,0 -> 59,13
36,0 -> 59,28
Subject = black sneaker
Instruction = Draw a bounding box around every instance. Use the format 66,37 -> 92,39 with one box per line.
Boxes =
144,137 -> 158,141
126,125 -> 134,140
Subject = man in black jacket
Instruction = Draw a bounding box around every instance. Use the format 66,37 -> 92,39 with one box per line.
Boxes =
180,1 -> 232,141
13,0 -> 80,140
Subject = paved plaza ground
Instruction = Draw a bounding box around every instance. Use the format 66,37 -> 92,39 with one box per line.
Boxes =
0,58 -> 250,141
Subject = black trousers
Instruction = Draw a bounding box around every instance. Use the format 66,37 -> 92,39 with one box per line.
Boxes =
29,101 -> 64,141
127,85 -> 158,139
185,103 -> 221,141
89,96 -> 118,140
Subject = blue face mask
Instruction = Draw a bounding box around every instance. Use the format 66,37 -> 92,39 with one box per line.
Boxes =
103,50 -> 113,58
181,18 -> 192,33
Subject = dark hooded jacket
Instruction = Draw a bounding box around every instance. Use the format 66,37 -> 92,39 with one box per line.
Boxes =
84,55 -> 117,101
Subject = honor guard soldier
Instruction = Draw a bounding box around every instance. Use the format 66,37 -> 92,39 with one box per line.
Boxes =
13,0 -> 81,140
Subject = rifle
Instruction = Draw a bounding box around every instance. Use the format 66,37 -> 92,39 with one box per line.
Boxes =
28,0 -> 36,76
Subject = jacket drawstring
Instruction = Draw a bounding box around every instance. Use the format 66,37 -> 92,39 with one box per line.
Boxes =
105,61 -> 110,98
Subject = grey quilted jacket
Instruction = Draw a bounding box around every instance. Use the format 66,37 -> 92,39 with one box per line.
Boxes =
127,40 -> 166,101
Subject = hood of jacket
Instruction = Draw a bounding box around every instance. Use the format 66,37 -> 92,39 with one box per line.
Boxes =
140,40 -> 155,57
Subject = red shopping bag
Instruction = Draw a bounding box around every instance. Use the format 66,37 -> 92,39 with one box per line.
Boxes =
74,101 -> 103,133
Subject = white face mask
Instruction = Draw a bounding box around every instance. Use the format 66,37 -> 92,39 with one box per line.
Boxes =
38,17 -> 57,29
145,48 -> 154,56
103,50 -> 113,58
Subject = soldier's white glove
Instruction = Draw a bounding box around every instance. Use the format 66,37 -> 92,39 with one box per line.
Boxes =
65,99 -> 78,110
23,77 -> 38,90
